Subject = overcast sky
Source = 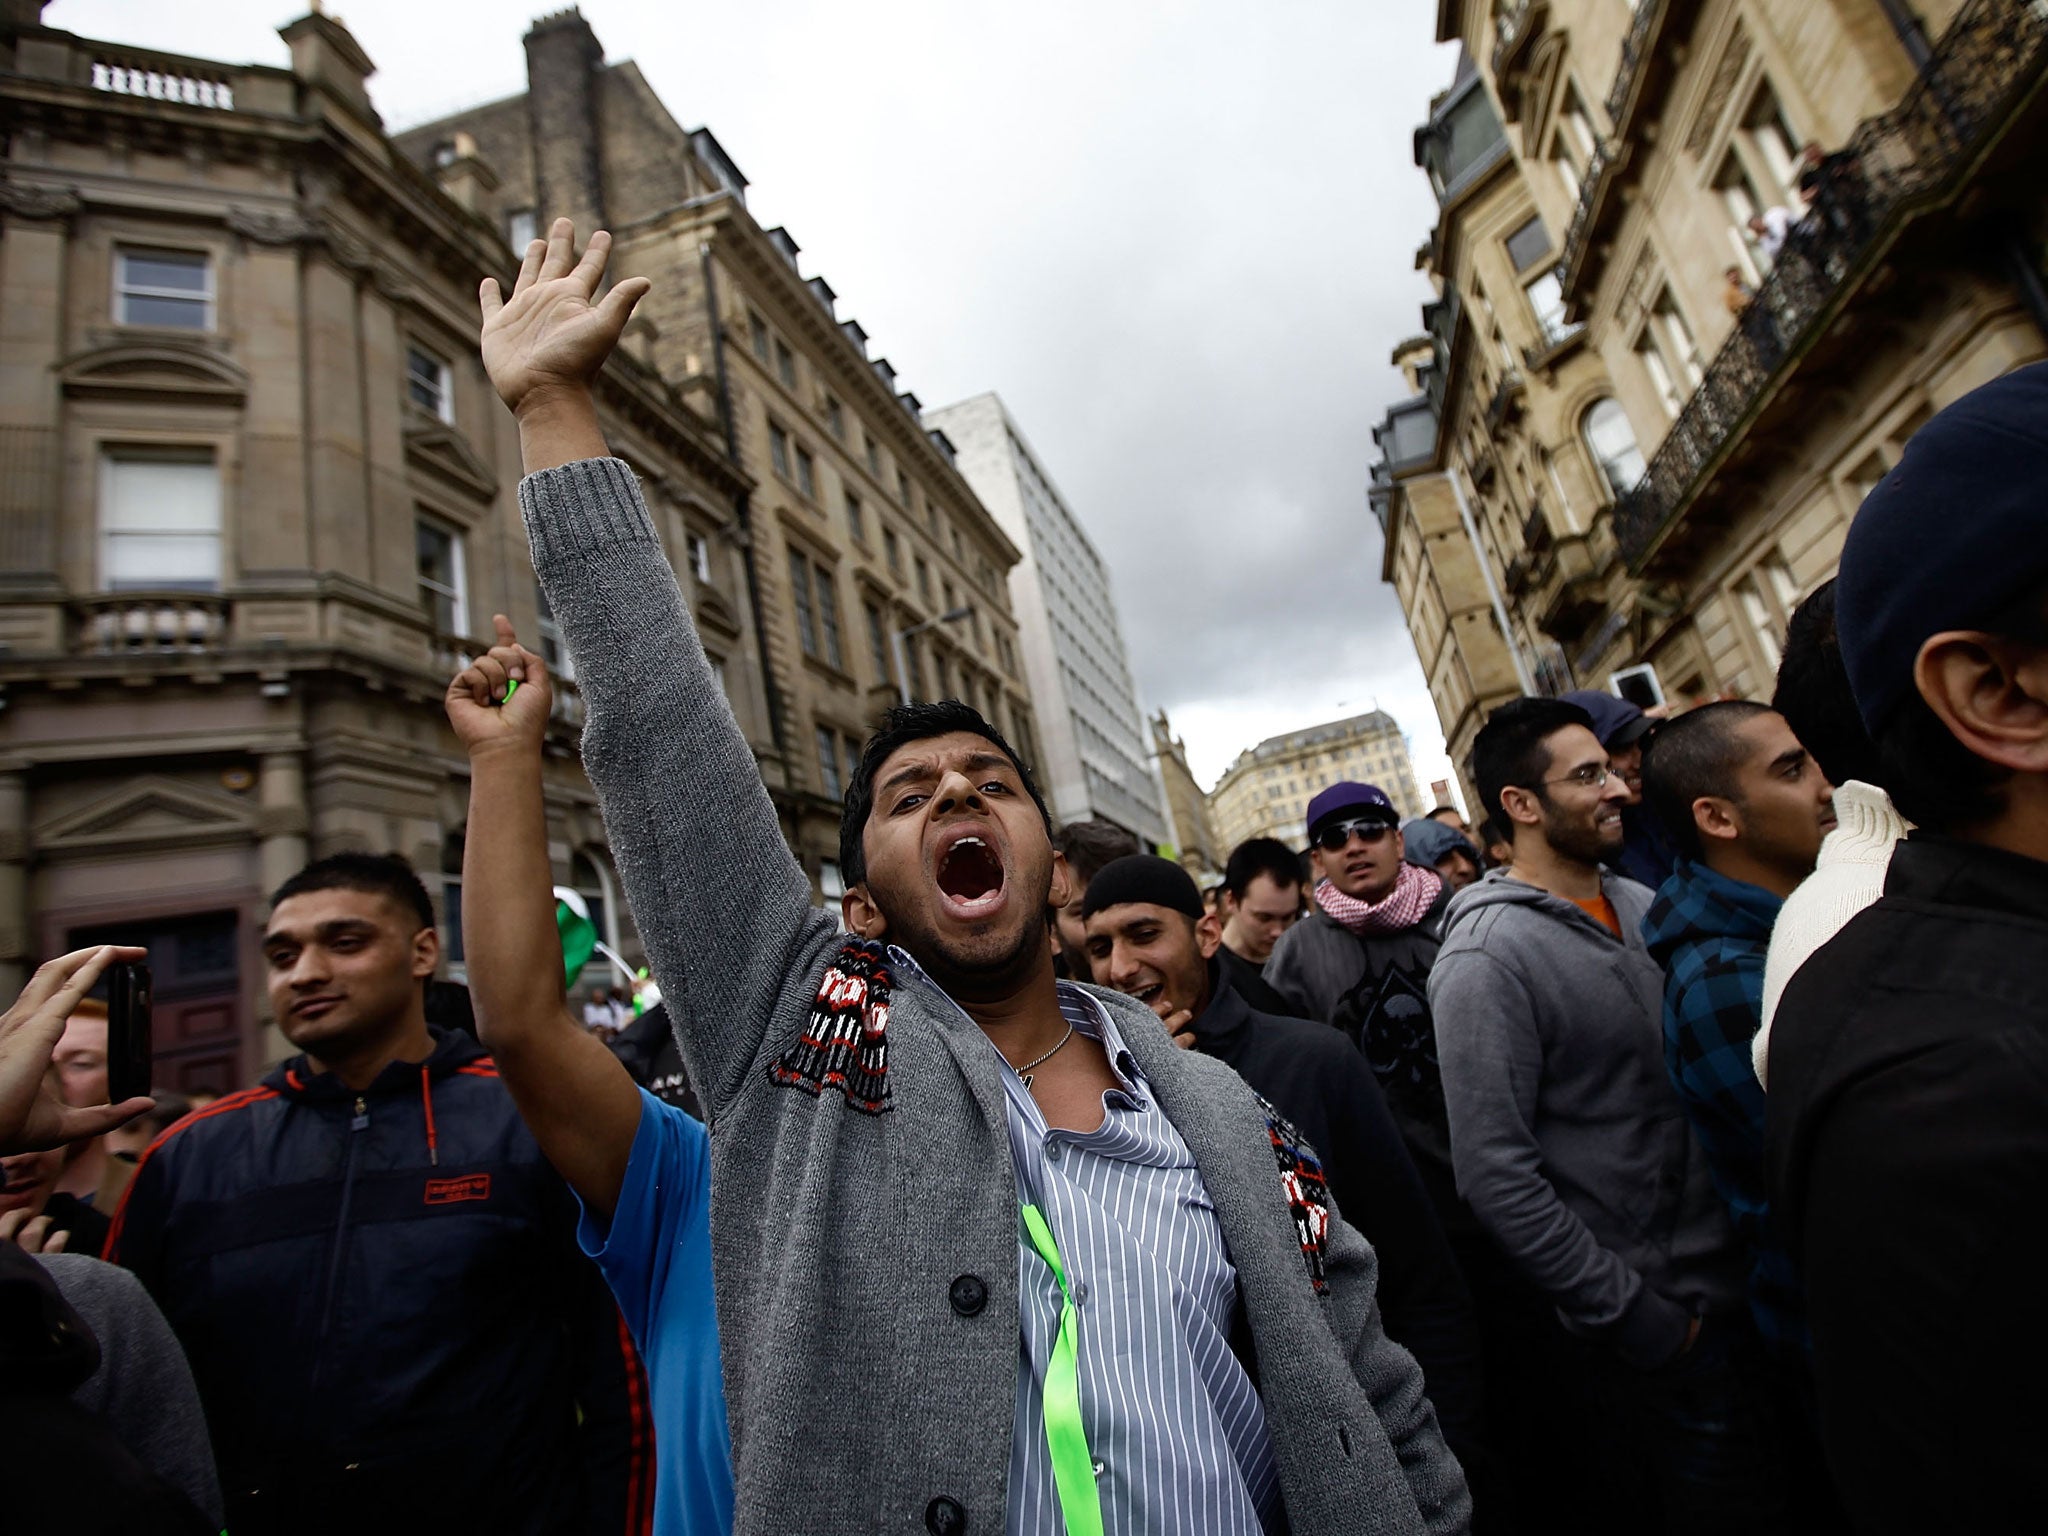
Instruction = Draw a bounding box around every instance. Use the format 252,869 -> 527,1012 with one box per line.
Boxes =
55,0 -> 1460,798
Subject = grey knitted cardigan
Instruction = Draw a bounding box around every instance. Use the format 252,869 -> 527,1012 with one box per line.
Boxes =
523,458 -> 1470,1536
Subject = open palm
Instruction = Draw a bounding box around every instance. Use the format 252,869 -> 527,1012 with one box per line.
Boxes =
480,218 -> 651,414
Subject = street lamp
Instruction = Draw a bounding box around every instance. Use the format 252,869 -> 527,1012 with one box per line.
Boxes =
891,606 -> 973,707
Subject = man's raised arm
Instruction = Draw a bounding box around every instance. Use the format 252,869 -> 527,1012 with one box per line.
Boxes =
445,620 -> 641,1218
479,220 -> 828,1115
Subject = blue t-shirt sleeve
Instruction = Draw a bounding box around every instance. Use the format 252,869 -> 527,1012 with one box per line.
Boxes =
575,1088 -> 711,1343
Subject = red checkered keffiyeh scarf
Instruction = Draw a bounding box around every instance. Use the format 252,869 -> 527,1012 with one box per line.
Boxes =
1314,863 -> 1443,937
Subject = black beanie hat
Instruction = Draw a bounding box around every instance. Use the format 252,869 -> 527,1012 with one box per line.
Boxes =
1082,855 -> 1205,923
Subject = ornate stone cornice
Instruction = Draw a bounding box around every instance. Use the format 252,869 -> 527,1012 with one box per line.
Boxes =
0,180 -> 82,221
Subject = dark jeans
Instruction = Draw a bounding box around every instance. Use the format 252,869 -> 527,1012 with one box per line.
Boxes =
1570,1310 -> 1792,1536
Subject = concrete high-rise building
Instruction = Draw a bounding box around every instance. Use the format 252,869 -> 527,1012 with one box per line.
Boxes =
1373,2 -> 2047,808
0,6 -> 767,1083
401,9 -> 1039,904
925,393 -> 1168,847
1207,711 -> 1425,855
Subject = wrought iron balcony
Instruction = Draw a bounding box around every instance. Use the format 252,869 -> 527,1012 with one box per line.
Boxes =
1604,0 -> 1670,130
1614,0 -> 2048,569
1555,138 -> 1613,296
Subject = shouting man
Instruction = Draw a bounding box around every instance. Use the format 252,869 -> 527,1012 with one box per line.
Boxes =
478,219 -> 1468,1536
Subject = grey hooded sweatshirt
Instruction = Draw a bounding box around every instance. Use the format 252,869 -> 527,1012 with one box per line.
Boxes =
1428,871 -> 1743,1369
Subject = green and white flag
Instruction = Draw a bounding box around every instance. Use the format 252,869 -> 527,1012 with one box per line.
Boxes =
553,886 -> 599,988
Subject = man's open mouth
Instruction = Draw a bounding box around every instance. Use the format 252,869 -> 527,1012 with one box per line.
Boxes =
936,831 -> 1007,919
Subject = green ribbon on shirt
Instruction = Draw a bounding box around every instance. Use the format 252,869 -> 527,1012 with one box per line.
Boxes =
1020,1201 -> 1104,1536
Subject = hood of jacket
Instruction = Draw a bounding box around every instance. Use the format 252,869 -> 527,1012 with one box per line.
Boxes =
1641,859 -> 1783,968
1442,865 -> 1654,947
1401,817 -> 1480,873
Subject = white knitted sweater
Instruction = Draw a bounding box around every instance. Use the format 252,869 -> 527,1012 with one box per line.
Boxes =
1753,780 -> 1910,1086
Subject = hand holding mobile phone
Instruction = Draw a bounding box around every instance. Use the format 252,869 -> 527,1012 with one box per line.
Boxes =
106,961 -> 153,1104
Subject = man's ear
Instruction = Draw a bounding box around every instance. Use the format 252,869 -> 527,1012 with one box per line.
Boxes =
1916,630 -> 2048,774
411,925 -> 440,982
842,884 -> 888,941
1500,784 -> 1543,831
1693,795 -> 1742,845
1195,911 -> 1223,960
1047,849 -> 1075,911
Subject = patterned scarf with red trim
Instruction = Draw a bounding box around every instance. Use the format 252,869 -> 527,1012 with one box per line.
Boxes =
1314,862 -> 1443,937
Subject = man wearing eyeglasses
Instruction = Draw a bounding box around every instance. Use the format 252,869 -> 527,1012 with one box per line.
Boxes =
1431,698 -> 1777,1533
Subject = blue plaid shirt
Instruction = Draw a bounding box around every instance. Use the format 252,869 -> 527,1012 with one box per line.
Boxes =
1642,859 -> 1806,1354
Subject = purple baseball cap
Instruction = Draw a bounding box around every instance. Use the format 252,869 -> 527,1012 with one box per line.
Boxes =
1304,782 -> 1399,842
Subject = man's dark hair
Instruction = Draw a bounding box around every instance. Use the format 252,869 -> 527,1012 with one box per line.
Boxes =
1223,837 -> 1303,900
1052,818 -> 1143,890
270,851 -> 436,932
839,700 -> 1051,887
1772,579 -> 1883,791
1427,805 -> 1463,825
1476,817 -> 1509,857
1867,588 -> 2048,833
1471,696 -> 1597,842
1640,700 -> 1773,862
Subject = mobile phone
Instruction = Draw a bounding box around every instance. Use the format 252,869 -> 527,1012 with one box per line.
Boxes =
106,961 -> 154,1104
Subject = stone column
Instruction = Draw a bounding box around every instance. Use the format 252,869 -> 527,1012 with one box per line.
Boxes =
255,752 -> 309,895
0,772 -> 27,998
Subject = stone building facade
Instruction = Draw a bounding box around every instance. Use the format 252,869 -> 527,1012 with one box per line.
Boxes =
924,392 -> 1168,848
1149,710 -> 1220,881
1207,710 -> 1425,856
397,9 -> 1038,904
1376,0 -> 2048,808
0,6 -> 770,1087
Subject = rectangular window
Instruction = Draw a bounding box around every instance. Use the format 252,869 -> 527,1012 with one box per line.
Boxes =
775,340 -> 797,389
866,435 -> 881,476
942,578 -> 956,613
795,444 -> 816,500
1524,269 -> 1570,347
816,725 -> 845,800
815,565 -> 844,669
115,246 -> 212,330
864,600 -> 890,678
1715,152 -> 1768,280
99,448 -> 221,590
905,635 -> 926,700
1639,338 -> 1682,417
769,423 -> 792,480
897,468 -> 911,506
788,548 -> 818,656
826,396 -> 845,439
845,490 -> 865,544
506,208 -> 538,250
935,648 -> 952,700
884,526 -> 903,577
951,525 -> 964,560
1653,291 -> 1704,388
1505,215 -> 1552,273
535,582 -> 576,682
1741,81 -> 1801,203
416,516 -> 468,635
685,530 -> 712,585
407,345 -> 454,423
916,557 -> 932,604
749,312 -> 769,361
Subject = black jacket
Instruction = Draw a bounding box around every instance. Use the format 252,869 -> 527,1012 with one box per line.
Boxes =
1766,833 -> 2048,1534
1262,883 -> 1464,1228
1214,941 -> 1291,1016
1194,964 -> 1485,1465
105,1028 -> 652,1536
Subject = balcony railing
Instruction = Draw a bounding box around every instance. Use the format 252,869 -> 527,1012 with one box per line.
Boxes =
72,592 -> 227,654
1604,0 -> 1669,129
1556,138 -> 1614,292
1614,0 -> 2048,568
88,50 -> 238,111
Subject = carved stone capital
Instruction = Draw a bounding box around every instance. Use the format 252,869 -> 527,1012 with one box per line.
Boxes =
226,205 -> 314,246
0,181 -> 82,221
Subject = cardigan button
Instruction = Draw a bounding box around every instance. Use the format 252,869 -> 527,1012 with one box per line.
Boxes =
948,1274 -> 988,1317
925,1495 -> 967,1534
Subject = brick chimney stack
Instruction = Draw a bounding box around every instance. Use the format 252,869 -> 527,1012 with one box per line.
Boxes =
523,8 -> 607,234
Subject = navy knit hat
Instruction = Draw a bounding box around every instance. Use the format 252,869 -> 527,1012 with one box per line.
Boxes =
1559,690 -> 1653,751
1082,855 -> 1206,923
1839,361 -> 2048,729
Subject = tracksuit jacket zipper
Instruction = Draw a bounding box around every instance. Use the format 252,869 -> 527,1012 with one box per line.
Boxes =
317,1096 -> 369,1347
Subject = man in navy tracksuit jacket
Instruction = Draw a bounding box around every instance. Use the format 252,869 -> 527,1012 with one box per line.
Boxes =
106,854 -> 650,1536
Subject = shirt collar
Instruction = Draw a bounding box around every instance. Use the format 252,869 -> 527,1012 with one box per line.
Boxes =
1055,982 -> 1148,1109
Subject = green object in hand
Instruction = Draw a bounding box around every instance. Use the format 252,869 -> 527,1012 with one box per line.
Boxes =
499,678 -> 519,705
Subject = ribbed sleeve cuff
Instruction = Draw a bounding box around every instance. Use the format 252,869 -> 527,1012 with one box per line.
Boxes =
517,457 -> 660,569
1611,1283 -> 1693,1370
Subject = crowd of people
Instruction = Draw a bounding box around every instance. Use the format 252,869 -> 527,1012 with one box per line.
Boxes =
3,219 -> 2043,1535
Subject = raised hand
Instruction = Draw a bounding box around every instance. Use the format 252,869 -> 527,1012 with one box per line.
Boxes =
446,614 -> 553,757
0,946 -> 155,1154
480,218 -> 651,417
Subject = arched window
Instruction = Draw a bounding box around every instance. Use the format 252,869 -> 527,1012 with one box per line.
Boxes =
441,830 -> 466,968
571,851 -> 618,955
1582,398 -> 1647,498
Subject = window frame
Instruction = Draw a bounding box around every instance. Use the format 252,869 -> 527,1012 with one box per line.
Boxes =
406,343 -> 455,424
415,514 -> 470,637
795,443 -> 817,500
814,563 -> 845,670
768,422 -> 792,481
113,245 -> 214,331
787,547 -> 818,657
97,445 -> 224,592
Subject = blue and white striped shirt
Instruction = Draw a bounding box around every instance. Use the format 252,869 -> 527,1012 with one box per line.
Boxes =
995,983 -> 1281,1535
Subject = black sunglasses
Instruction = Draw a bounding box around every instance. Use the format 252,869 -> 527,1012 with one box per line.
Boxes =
1313,817 -> 1396,853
